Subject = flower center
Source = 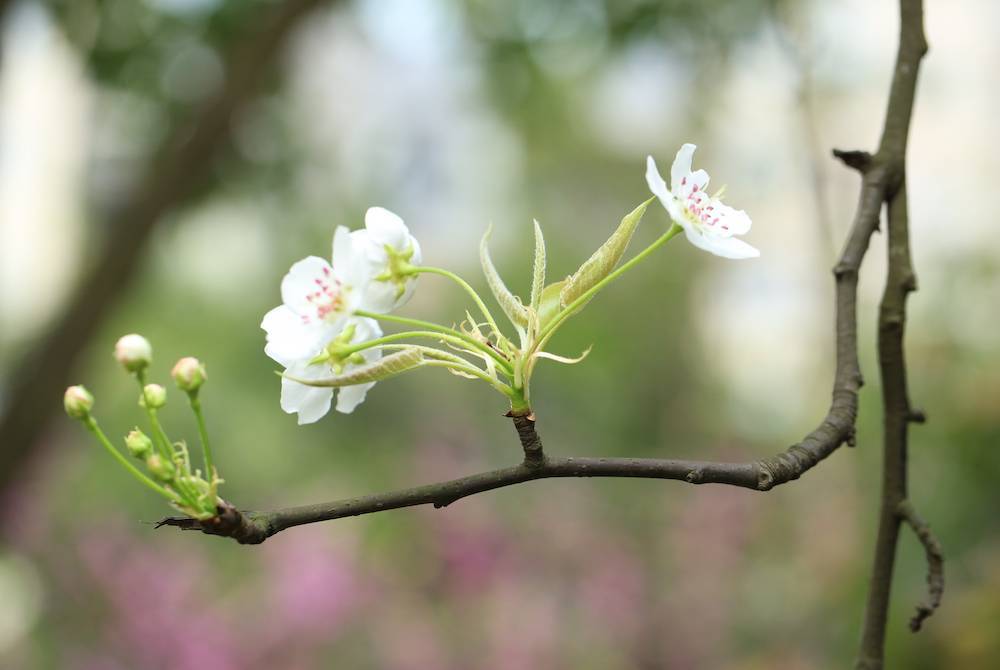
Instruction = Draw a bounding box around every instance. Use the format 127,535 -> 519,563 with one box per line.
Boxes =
680,176 -> 730,234
303,266 -> 350,324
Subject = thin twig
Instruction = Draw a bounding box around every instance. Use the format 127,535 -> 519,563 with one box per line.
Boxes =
897,499 -> 944,632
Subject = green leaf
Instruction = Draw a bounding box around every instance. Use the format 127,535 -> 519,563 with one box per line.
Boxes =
284,348 -> 424,387
480,225 -> 530,330
536,280 -> 565,331
559,199 -> 651,308
530,219 -> 546,312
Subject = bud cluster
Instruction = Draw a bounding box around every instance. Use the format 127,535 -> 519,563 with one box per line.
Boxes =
64,334 -> 223,521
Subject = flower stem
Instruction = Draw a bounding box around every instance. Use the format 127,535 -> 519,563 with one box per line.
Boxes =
83,416 -> 181,503
537,223 -> 684,347
418,359 -> 514,395
341,330 -> 512,376
411,266 -> 505,342
188,395 -> 215,480
354,309 -> 509,371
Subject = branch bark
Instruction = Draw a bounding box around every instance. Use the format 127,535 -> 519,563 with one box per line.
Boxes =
0,0 -> 332,496
855,2 -> 935,668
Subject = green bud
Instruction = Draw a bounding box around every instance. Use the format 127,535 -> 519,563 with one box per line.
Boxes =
124,429 -> 154,459
113,334 -> 152,373
145,453 -> 175,482
63,385 -> 94,420
139,384 -> 167,409
171,357 -> 207,393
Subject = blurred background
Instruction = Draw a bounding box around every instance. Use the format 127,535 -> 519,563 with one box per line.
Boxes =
0,0 -> 997,667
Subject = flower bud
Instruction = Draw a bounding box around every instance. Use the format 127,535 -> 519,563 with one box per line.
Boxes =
124,429 -> 154,459
114,334 -> 153,373
145,453 -> 175,482
171,357 -> 207,393
63,385 -> 94,419
140,384 -> 167,409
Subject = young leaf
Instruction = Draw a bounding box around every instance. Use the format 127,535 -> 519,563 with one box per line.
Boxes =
530,219 -> 546,312
480,225 -> 530,330
284,348 -> 424,387
559,199 -> 651,308
536,280 -> 565,331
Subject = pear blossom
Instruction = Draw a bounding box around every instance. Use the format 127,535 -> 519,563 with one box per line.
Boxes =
351,207 -> 422,313
262,226 -> 369,366
274,317 -> 384,424
646,144 -> 759,259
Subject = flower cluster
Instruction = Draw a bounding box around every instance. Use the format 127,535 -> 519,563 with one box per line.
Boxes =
259,143 -> 759,426
261,207 -> 421,424
64,334 -> 222,519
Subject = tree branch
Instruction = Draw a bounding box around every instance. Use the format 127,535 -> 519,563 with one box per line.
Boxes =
0,0 -> 334,498
855,2 -> 932,668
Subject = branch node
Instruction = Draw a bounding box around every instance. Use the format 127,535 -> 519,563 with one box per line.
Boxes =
907,408 -> 927,424
832,148 -> 873,172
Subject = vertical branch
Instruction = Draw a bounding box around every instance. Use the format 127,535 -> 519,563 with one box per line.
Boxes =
855,2 -> 933,668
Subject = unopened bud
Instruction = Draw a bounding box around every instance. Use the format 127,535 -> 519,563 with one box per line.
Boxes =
171,357 -> 207,393
140,384 -> 167,409
114,334 -> 153,373
64,385 -> 94,419
124,429 -> 154,459
145,453 -> 175,482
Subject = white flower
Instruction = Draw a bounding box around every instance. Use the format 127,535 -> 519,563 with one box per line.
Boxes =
646,144 -> 759,259
261,226 -> 368,365
262,226 -> 388,423
276,317 -> 384,424
350,207 -> 422,313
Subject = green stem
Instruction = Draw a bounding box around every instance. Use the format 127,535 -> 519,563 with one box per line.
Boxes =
342,330 -> 512,376
189,395 -> 215,479
355,309 -> 510,371
419,359 -> 514,395
83,416 -> 181,502
412,266 -> 505,342
536,223 -> 684,348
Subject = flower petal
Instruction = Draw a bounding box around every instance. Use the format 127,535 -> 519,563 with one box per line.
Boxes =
335,382 -> 375,414
710,200 -> 752,236
683,226 -> 759,259
281,256 -> 336,314
645,156 -> 671,204
670,143 -> 696,193
261,305 -> 325,366
365,206 -> 409,251
280,362 -> 334,424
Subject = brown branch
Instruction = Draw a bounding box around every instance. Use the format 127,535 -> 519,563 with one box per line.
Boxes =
897,500 -> 944,632
855,2 -> 931,668
0,0 -> 333,497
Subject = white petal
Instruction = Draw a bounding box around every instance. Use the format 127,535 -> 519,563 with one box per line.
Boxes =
645,156 -> 671,204
684,226 -> 759,259
365,206 -> 409,251
331,226 -> 355,276
671,143 -> 697,193
711,201 -> 752,236
280,256 -> 335,316
680,169 -> 710,199
709,236 -> 759,259
261,305 -> 324,366
335,382 -> 375,414
280,373 -> 333,425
